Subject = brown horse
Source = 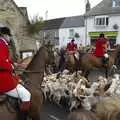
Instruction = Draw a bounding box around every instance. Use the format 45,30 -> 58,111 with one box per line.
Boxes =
79,47 -> 119,80
0,46 -> 50,120
64,53 -> 79,72
56,50 -> 80,78
56,49 -> 80,73
44,45 -> 55,74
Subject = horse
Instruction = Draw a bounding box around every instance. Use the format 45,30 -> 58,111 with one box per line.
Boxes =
79,47 -> 120,80
55,48 -> 81,79
44,45 -> 55,74
0,46 -> 51,120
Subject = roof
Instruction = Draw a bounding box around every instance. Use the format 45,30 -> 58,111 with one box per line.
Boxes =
40,18 -> 65,30
19,7 -> 29,20
12,0 -> 29,22
60,15 -> 85,28
85,0 -> 120,16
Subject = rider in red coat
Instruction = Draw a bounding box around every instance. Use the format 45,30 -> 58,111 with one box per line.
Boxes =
93,33 -> 110,64
0,38 -> 18,93
0,27 -> 31,120
66,39 -> 78,53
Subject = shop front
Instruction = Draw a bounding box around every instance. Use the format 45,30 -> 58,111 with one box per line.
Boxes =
89,31 -> 118,48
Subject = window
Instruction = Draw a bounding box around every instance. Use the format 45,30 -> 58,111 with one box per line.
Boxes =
106,17 -> 109,25
112,0 -> 120,7
95,17 -> 109,26
22,52 -> 33,59
20,50 -> 34,59
69,29 -> 74,38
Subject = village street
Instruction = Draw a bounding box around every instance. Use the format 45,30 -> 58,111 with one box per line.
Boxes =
40,69 -> 106,120
40,100 -> 68,120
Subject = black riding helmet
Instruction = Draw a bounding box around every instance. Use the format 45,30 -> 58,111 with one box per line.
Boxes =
0,27 -> 11,36
99,33 -> 104,37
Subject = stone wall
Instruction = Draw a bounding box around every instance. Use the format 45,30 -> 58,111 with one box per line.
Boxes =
0,0 -> 37,56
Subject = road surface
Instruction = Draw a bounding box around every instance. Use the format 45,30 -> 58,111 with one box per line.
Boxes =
41,100 -> 69,120
40,68 -> 106,120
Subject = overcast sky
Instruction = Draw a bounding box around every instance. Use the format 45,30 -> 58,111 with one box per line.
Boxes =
14,0 -> 102,20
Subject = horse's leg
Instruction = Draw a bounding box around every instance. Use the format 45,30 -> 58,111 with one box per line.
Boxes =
85,70 -> 90,81
28,88 -> 44,120
45,64 -> 48,75
75,60 -> 80,77
75,70 -> 78,77
83,69 -> 90,80
105,68 -> 109,78
56,58 -> 66,79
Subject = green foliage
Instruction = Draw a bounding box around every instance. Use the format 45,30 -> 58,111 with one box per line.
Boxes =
9,39 -> 18,62
27,15 -> 44,35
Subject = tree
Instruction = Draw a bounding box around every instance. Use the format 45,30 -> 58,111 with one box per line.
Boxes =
26,15 -> 44,35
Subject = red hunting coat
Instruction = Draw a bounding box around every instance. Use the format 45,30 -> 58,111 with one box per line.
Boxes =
93,37 -> 108,57
66,42 -> 77,52
0,38 -> 18,93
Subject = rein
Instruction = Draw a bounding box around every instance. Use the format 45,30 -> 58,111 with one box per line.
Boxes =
15,69 -> 43,74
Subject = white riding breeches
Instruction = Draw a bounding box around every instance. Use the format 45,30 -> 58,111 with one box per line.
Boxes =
5,84 -> 31,102
74,52 -> 79,60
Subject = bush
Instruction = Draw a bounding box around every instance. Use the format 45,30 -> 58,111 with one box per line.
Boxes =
27,15 -> 44,35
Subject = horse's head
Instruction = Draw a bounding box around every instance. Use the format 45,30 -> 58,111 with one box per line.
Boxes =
44,46 -> 55,65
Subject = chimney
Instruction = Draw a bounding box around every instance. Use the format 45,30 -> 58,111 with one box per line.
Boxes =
45,10 -> 48,20
85,0 -> 91,13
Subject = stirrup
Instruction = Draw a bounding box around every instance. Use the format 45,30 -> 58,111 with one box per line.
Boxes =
18,111 -> 28,120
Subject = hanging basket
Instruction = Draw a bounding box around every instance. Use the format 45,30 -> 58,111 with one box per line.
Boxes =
74,33 -> 80,38
113,24 -> 119,30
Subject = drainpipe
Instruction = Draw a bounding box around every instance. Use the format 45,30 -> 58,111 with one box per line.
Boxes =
85,16 -> 88,46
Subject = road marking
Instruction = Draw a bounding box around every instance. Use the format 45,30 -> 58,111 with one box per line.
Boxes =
48,114 -> 60,120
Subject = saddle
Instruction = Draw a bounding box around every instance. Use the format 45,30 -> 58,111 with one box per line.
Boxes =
67,51 -> 80,61
91,51 -> 109,66
0,95 -> 7,103
0,94 -> 20,113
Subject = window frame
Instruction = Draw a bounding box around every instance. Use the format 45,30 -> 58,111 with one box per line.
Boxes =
69,29 -> 74,38
95,16 -> 109,26
112,0 -> 120,7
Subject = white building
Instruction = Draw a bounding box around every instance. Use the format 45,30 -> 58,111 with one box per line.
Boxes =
85,0 -> 120,47
39,0 -> 120,49
59,16 -> 85,48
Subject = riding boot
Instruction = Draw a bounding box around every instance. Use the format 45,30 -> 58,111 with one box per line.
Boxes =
20,101 -> 30,111
18,111 -> 28,120
19,101 -> 30,120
